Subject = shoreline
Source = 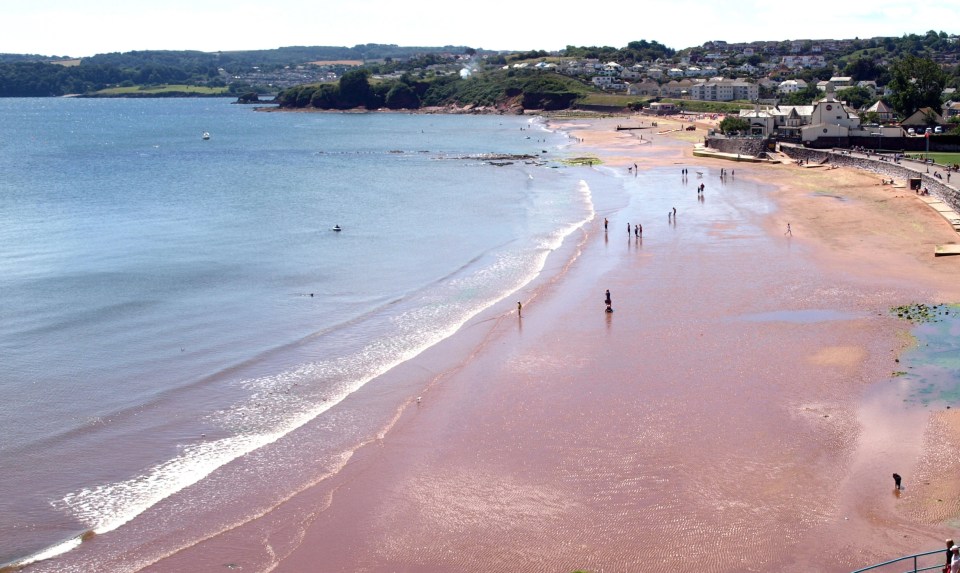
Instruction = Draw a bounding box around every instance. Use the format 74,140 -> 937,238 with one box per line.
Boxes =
28,113 -> 960,573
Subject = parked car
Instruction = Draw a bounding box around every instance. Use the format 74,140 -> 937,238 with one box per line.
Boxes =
935,126 -> 943,134
908,128 -> 916,135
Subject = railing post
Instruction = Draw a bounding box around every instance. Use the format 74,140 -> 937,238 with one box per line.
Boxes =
913,554 -> 918,573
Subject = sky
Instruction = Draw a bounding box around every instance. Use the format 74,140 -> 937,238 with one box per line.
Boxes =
2,0 -> 958,58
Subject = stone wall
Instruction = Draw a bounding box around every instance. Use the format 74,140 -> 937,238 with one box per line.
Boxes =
780,146 -> 960,212
705,137 -> 771,158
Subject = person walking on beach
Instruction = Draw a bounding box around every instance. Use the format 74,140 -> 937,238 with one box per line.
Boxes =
892,473 -> 902,490
950,545 -> 960,573
672,207 -> 677,218
785,223 -> 792,236
944,539 -> 954,572
604,217 -> 608,231
604,289 -> 612,313
517,301 -> 522,318
638,223 -> 642,237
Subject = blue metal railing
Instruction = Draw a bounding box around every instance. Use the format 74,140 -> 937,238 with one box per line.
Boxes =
850,549 -> 945,573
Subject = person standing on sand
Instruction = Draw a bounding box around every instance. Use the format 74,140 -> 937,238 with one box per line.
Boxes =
517,301 -> 522,318
604,289 -> 612,312
950,546 -> 959,573
627,223 -> 631,235
892,473 -> 902,490
604,218 -> 608,231
944,539 -> 954,572
638,223 -> 642,237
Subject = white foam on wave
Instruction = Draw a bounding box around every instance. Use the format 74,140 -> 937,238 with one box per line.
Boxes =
47,177 -> 595,565
14,535 -> 83,567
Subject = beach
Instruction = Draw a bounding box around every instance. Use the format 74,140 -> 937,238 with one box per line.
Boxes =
30,112 -> 960,573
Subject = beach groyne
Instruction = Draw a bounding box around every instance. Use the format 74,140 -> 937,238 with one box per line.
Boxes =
780,145 -> 960,213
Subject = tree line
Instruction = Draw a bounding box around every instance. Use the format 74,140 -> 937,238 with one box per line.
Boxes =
275,68 -> 590,111
0,45 -> 479,97
0,61 -> 224,96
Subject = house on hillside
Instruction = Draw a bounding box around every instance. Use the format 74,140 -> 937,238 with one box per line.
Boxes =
626,80 -> 661,97
592,76 -> 626,91
862,100 -> 896,122
781,55 -> 826,68
660,79 -> 696,98
828,76 -> 853,88
778,79 -> 808,94
901,107 -> 945,130
688,80 -> 758,102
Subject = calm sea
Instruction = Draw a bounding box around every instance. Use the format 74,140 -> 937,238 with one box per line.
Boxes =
0,98 -> 597,568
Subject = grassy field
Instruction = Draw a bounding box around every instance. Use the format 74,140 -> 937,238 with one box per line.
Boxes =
579,93 -> 648,107
658,98 -> 747,114
577,94 -> 748,114
909,151 -> 960,166
92,85 -> 230,96
308,60 -> 363,66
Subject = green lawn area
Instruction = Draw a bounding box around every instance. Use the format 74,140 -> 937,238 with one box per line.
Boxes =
93,84 -> 230,96
901,151 -> 960,166
923,152 -> 960,166
579,93 -> 648,107
577,94 -> 748,114
658,98 -> 748,114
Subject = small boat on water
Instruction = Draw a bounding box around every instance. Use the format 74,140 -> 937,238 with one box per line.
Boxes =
202,132 -> 211,140
332,225 -> 342,232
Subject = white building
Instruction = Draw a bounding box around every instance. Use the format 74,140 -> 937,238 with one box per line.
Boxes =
688,80 -> 758,102
646,67 -> 664,79
592,76 -> 626,90
781,55 -> 826,69
778,79 -> 808,94
828,76 -> 853,88
800,96 -> 861,143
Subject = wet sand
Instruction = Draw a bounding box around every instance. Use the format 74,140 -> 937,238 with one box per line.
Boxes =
133,116 -> 960,572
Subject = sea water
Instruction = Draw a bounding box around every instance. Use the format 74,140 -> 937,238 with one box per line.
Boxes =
0,98 -> 595,567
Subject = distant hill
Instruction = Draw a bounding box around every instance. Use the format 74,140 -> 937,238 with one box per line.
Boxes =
78,45 -> 482,70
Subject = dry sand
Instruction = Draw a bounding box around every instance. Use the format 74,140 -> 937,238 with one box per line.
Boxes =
142,114 -> 960,573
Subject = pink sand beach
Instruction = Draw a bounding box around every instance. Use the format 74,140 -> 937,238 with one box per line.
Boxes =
32,115 -> 960,573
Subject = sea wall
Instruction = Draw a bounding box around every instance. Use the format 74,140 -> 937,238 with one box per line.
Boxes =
780,146 -> 960,212
705,137 -> 771,157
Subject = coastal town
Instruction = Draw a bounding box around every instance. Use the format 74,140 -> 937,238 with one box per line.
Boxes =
7,22 -> 960,573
